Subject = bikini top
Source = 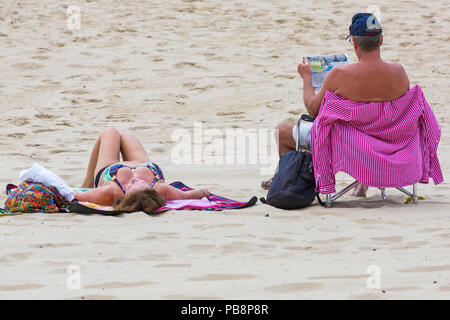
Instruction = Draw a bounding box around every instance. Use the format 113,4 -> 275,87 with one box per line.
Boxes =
102,162 -> 165,194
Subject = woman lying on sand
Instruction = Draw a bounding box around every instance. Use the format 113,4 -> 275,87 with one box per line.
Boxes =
75,127 -> 209,212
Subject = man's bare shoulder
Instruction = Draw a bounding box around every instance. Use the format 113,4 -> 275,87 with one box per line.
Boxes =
331,63 -> 351,72
386,61 -> 410,87
324,64 -> 350,84
329,63 -> 355,77
386,61 -> 407,72
320,64 -> 351,92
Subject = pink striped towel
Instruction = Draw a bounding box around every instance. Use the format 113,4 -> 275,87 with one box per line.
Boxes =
310,85 -> 443,194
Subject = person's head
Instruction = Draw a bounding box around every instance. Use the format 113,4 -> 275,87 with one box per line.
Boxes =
114,187 -> 166,213
346,13 -> 383,57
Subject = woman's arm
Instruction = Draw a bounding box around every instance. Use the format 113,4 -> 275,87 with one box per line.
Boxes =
74,184 -> 118,206
153,183 -> 209,200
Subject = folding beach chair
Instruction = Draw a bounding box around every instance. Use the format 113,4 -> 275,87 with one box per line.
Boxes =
321,180 -> 418,208
295,115 -> 418,208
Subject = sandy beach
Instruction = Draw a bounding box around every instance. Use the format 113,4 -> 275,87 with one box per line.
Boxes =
0,0 -> 449,299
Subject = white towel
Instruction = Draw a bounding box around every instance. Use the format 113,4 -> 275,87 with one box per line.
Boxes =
19,163 -> 75,201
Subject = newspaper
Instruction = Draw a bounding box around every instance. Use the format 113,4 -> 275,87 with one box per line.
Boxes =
305,54 -> 349,91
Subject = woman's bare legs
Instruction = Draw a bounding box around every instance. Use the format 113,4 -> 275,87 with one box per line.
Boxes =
119,131 -> 150,163
82,128 -> 210,199
81,136 -> 101,188
81,127 -> 122,188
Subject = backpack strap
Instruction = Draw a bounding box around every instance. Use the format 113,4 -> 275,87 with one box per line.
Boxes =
316,194 -> 326,207
297,115 -> 325,207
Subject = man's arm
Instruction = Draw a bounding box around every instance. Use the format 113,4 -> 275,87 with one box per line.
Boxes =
298,59 -> 338,118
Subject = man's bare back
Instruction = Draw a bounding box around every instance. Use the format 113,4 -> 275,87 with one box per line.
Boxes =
297,39 -> 411,118
333,60 -> 410,102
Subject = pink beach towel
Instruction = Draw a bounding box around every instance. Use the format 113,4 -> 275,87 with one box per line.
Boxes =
154,198 -> 219,212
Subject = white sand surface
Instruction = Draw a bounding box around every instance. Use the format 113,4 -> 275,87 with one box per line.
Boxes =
0,0 -> 449,299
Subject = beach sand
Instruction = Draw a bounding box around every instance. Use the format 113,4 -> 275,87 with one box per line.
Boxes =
0,0 -> 449,299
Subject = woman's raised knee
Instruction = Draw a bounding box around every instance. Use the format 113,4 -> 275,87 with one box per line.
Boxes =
103,126 -> 120,134
101,127 -> 121,138
120,130 -> 136,139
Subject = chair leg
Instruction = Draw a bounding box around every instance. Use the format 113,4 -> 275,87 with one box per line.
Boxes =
324,180 -> 359,208
413,184 -> 418,204
396,185 -> 418,204
325,194 -> 332,208
380,188 -> 386,200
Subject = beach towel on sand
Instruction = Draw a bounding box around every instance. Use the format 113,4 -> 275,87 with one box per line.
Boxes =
311,85 -> 444,194
2,182 -> 257,216
68,181 -> 257,215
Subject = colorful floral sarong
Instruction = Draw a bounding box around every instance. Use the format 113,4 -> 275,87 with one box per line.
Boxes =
4,182 -> 73,213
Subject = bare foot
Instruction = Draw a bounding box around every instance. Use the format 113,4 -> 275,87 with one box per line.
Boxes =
352,184 -> 368,197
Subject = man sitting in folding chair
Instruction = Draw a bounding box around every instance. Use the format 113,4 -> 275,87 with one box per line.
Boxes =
262,13 -> 444,204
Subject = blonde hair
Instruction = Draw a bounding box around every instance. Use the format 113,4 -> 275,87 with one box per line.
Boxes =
114,188 -> 166,213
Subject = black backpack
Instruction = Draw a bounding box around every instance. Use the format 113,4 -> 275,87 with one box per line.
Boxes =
260,150 -> 323,209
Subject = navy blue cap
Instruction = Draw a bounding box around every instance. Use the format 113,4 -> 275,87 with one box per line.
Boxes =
345,13 -> 382,40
